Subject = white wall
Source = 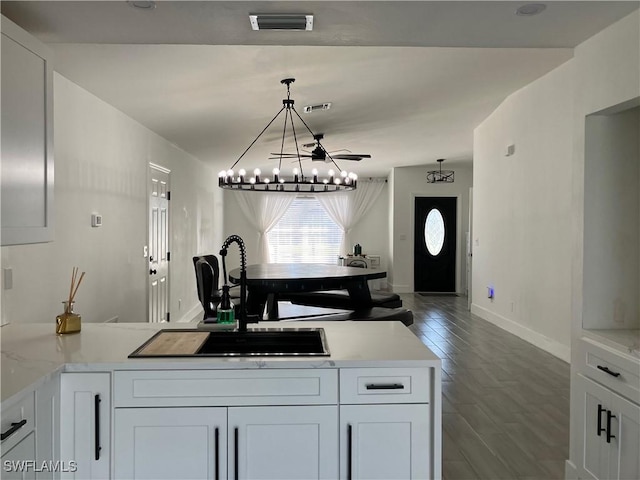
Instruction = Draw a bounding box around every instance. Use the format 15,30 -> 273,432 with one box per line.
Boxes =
472,61 -> 574,361
222,182 -> 390,276
389,164 -> 473,294
0,73 -> 218,324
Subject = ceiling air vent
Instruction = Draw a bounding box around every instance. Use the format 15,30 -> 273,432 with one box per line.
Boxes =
303,103 -> 332,113
249,14 -> 314,31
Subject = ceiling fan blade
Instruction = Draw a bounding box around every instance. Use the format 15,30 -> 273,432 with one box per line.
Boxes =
331,154 -> 370,161
269,154 -> 313,160
269,153 -> 312,157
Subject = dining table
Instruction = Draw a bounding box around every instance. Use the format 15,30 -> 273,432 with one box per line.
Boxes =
228,263 -> 387,320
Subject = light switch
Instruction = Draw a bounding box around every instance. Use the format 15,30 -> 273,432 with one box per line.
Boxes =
3,268 -> 13,290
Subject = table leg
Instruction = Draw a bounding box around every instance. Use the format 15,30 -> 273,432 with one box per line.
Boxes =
245,290 -> 268,320
265,293 -> 280,320
346,280 -> 373,308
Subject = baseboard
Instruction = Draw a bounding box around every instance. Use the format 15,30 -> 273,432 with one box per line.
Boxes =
470,303 -> 570,362
390,284 -> 412,293
565,460 -> 579,480
176,302 -> 203,323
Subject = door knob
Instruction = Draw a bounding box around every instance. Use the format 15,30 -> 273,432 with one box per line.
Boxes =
149,269 -> 157,275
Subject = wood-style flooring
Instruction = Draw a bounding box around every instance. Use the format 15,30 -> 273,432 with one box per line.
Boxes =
401,294 -> 570,480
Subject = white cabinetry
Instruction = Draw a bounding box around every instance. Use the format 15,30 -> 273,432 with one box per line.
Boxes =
341,404 -> 430,480
1,392 -> 36,480
0,15 -> 54,245
339,368 -> 434,480
109,366 -> 438,480
230,406 -> 337,480
60,374 -> 110,480
114,407 -> 227,480
575,374 -> 640,480
1,432 -> 36,480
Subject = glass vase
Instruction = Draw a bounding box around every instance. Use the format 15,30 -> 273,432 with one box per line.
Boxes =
56,301 -> 81,335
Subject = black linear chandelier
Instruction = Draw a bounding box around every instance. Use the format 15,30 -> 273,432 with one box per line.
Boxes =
218,78 -> 358,193
427,158 -> 454,183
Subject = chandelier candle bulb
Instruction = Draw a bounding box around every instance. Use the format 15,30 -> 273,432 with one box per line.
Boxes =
272,168 -> 280,183
312,168 -> 319,183
239,169 -> 246,182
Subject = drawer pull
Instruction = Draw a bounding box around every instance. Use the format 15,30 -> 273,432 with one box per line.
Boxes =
597,404 -> 606,436
365,383 -> 405,390
597,365 -> 621,378
347,424 -> 353,480
1,419 -> 27,441
606,411 -> 616,444
94,394 -> 101,461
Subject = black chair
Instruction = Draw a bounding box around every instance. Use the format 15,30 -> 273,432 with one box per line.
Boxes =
192,255 -> 241,320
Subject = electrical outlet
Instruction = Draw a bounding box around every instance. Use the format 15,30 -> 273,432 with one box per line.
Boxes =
487,286 -> 494,299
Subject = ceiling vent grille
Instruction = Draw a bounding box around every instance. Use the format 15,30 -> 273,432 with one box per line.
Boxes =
249,14 -> 314,31
303,103 -> 332,113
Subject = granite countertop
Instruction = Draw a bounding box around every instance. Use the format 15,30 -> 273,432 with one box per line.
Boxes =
1,321 -> 440,403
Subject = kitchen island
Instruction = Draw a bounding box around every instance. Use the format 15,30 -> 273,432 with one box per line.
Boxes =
1,321 -> 441,479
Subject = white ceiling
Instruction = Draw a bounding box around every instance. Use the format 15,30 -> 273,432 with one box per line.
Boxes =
2,1 -> 638,177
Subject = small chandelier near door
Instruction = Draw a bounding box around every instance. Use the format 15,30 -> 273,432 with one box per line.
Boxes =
218,78 -> 358,193
426,158 -> 454,183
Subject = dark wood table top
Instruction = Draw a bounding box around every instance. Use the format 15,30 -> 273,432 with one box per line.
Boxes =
229,263 -> 386,285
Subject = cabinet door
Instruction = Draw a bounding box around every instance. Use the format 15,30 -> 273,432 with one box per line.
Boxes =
114,407 -> 227,480
575,374 -> 611,480
609,391 -> 640,480
60,373 -> 110,480
35,375 -> 60,480
1,431 -> 37,480
229,405 -> 338,480
1,15 -> 54,245
340,404 -> 430,480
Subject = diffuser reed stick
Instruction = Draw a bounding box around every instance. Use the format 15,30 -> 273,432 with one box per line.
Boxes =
66,266 -> 85,313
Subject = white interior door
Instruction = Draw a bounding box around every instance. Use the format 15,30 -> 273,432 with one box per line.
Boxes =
148,164 -> 170,323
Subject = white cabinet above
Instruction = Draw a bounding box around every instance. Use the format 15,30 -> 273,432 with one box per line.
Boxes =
1,15 -> 54,246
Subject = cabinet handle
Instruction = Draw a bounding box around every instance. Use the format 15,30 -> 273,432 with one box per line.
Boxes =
606,410 -> 616,444
347,424 -> 353,480
597,365 -> 621,378
597,404 -> 606,436
94,394 -> 101,461
234,427 -> 239,480
365,383 -> 404,390
214,427 -> 219,480
0,419 -> 27,441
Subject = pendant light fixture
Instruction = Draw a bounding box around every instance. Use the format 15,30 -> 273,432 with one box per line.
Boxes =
218,78 -> 358,193
426,158 -> 454,183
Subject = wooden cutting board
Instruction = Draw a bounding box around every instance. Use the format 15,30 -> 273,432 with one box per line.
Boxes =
136,331 -> 209,356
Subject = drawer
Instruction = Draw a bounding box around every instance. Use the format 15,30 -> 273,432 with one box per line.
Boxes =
339,368 -> 431,404
0,391 -> 35,454
114,369 -> 338,407
578,337 -> 640,404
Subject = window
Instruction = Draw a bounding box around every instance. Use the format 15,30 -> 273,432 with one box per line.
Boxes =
268,196 -> 342,264
424,208 -> 445,256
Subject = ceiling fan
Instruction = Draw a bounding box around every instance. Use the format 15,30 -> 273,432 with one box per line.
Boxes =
270,134 -> 372,163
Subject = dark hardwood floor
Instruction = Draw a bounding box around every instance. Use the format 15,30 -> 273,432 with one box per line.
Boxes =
401,293 -> 570,480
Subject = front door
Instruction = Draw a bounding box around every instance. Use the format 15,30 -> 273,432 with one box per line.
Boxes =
414,196 -> 456,292
148,164 -> 170,323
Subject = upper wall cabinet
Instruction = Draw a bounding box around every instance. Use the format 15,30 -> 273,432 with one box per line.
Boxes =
1,15 -> 53,246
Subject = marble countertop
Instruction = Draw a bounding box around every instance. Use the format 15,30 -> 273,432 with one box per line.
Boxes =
1,321 -> 440,403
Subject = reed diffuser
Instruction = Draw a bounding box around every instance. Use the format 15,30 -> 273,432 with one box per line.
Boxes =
56,267 -> 85,335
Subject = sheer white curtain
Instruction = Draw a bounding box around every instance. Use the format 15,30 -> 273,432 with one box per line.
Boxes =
316,178 -> 386,254
235,192 -> 295,262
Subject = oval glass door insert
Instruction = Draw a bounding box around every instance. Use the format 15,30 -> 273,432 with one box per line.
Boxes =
424,208 -> 445,256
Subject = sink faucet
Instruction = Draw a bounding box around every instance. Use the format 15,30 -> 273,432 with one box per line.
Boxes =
219,235 -> 248,332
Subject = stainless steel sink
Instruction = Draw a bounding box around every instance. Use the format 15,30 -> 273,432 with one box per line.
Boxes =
196,328 -> 329,356
129,328 -> 330,358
